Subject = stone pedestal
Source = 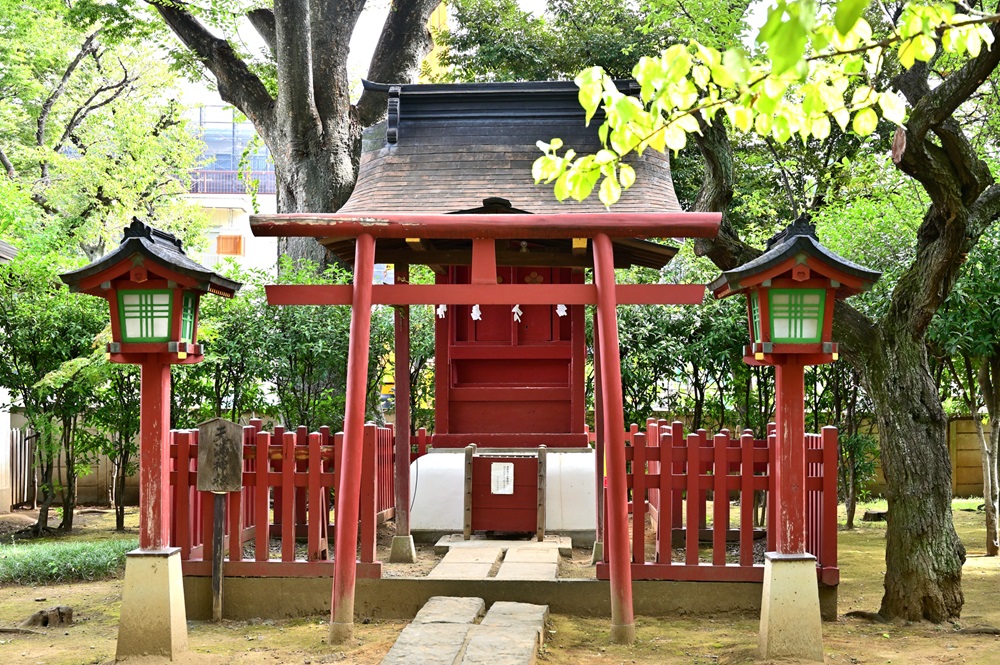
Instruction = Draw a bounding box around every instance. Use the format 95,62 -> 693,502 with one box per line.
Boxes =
590,540 -> 604,565
389,535 -> 417,563
116,548 -> 188,661
759,552 -> 823,662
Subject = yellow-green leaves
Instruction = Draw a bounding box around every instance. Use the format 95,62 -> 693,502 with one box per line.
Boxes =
852,107 -> 878,135
835,0 -> 871,37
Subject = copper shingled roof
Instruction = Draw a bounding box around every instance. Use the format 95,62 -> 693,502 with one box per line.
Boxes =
326,80 -> 682,270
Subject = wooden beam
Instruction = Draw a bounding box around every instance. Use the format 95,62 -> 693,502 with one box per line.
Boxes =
250,212 -> 721,240
265,283 -> 706,306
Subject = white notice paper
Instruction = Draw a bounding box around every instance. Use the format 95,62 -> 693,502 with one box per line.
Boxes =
491,462 -> 514,495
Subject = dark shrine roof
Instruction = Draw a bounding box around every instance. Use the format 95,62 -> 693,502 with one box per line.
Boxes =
326,80 -> 682,270
0,239 -> 16,263
709,217 -> 881,297
60,219 -> 240,296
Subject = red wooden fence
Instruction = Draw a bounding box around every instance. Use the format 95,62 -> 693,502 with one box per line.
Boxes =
168,419 -> 395,578
597,419 -> 839,585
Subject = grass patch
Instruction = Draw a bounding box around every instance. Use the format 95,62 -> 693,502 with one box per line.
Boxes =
0,537 -> 137,585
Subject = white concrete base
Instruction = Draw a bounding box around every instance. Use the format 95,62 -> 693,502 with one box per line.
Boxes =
759,552 -> 824,662
116,548 -> 188,661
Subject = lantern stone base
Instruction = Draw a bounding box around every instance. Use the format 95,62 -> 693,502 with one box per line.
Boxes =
389,535 -> 417,563
116,548 -> 188,661
759,552 -> 824,662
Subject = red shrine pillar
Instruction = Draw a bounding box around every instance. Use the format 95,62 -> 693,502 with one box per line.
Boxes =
330,233 -> 376,643
773,359 -> 806,554
139,360 -> 172,549
592,233 -> 636,645
389,264 -> 417,563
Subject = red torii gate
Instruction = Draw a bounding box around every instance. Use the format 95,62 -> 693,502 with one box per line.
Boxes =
250,210 -> 721,643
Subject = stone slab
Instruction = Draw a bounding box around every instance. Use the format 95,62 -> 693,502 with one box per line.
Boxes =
413,596 -> 486,625
759,554 -> 824,662
380,623 -> 473,665
435,534 -> 572,557
480,601 -> 549,644
427,562 -> 495,579
494,562 -> 559,580
441,547 -> 503,564
461,624 -> 539,665
503,548 -> 559,564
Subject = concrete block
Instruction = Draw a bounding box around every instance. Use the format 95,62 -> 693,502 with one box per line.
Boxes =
413,596 -> 486,625
442,547 -> 503,564
481,601 -> 549,644
759,552 -> 824,662
389,535 -> 417,563
380,623 -> 473,665
461,625 -> 538,665
116,548 -> 188,661
427,563 -> 494,579
494,562 -> 558,580
503,548 -> 559,564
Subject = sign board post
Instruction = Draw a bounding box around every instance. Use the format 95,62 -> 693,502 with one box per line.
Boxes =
197,418 -> 244,623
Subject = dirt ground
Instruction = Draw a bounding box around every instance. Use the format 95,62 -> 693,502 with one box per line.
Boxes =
1,505 -> 999,664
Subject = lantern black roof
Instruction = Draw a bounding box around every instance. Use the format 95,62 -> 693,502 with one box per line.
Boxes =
0,239 -> 16,263
709,216 -> 881,297
60,219 -> 240,297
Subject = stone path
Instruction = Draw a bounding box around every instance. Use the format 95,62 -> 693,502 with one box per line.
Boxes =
380,596 -> 548,665
428,535 -> 569,581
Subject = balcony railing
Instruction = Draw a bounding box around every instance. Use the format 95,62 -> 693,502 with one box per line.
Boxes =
189,170 -> 276,195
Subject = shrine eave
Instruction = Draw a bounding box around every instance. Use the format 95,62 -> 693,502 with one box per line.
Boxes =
249,211 -> 722,241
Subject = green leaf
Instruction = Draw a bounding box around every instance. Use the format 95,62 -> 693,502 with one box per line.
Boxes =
835,0 -> 870,37
851,107 -> 878,135
619,163 -> 636,189
599,174 -> 622,207
878,92 -> 906,125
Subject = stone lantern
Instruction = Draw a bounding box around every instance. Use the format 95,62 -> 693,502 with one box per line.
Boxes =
710,216 -> 879,662
61,219 -> 239,660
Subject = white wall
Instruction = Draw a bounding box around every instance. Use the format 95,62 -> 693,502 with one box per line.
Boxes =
0,387 -> 12,513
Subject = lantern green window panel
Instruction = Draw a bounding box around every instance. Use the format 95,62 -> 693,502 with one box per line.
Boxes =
119,290 -> 173,342
181,293 -> 197,343
750,292 -> 762,341
769,289 -> 825,343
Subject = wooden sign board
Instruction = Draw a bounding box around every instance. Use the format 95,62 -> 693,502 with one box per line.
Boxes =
197,418 -> 244,493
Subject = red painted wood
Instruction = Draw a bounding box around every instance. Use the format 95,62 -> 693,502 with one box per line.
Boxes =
670,422 -> 684,530
281,432 -> 296,562
394,265 -> 411,536
822,427 -> 839,571
265,282 -> 706,306
592,232 -> 634,632
471,238 -> 497,284
272,425 -> 285,530
173,431 -> 191,558
685,433 -> 699,565
740,433 -> 754,567
774,360 -> 807,554
361,424 -> 377,564
331,232 -> 376,631
139,360 -> 171,550
713,433 -> 728,566
470,456 -> 538,533
308,432 -> 323,561
255,431 -> 270,562
250,211 -> 722,239
296,426 -> 309,538
632,431 -> 646,564
228,485 -> 242,562
593,311 -> 605,552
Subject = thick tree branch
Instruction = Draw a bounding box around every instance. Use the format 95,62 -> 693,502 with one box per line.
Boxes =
0,145 -> 15,179
355,0 -> 440,126
150,1 -> 275,138
309,0 -> 361,136
274,0 -> 321,142
969,183 -> 1000,237
247,8 -> 277,56
37,30 -> 100,178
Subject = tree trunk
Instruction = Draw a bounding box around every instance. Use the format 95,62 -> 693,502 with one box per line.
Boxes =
864,327 -> 965,621
114,448 -> 129,532
845,464 -> 857,530
58,417 -> 76,532
972,415 -> 998,555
